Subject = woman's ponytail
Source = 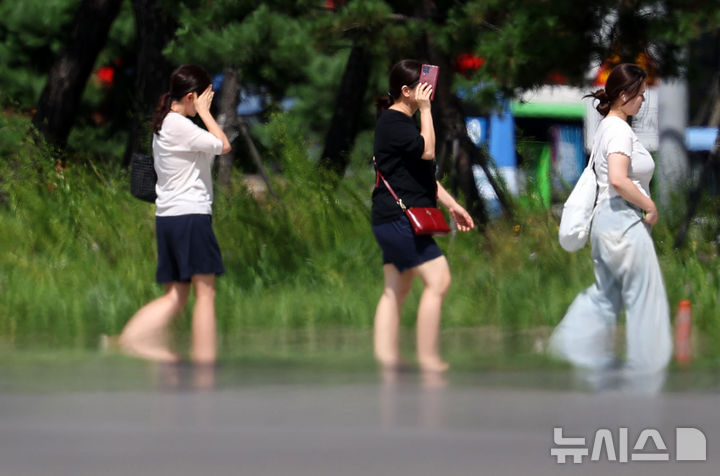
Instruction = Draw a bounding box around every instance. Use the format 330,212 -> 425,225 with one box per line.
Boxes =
375,93 -> 394,119
151,93 -> 172,134
584,89 -> 611,116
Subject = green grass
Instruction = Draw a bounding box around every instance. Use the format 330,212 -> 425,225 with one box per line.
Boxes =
1,114 -> 719,370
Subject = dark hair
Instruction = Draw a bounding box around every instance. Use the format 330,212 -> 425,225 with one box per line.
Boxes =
375,59 -> 421,118
152,64 -> 213,133
585,63 -> 647,117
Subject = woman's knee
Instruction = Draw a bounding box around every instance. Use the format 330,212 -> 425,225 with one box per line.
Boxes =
196,287 -> 216,303
381,281 -> 411,304
434,271 -> 451,296
420,272 -> 450,299
192,274 -> 217,301
417,258 -> 451,296
380,266 -> 413,302
165,283 -> 190,311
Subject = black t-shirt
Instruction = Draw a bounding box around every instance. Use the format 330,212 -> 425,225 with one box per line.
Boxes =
371,109 -> 437,225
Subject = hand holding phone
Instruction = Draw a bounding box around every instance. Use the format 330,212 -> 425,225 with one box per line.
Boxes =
419,64 -> 439,101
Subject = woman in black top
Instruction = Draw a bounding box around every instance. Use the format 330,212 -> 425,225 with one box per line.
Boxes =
372,59 -> 474,372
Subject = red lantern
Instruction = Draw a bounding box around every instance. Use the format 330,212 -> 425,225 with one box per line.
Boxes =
456,53 -> 485,75
96,66 -> 115,86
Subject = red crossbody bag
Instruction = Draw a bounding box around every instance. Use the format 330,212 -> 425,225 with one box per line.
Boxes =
374,160 -> 450,236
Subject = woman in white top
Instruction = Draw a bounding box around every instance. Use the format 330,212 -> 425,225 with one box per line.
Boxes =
549,64 -> 672,379
120,65 -> 231,363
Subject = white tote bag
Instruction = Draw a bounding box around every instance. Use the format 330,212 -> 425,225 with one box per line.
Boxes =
558,153 -> 598,252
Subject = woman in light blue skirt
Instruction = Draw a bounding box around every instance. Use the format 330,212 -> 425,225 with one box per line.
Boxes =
549,64 -> 672,377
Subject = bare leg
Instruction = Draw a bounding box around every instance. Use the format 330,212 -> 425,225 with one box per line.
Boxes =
373,264 -> 414,368
190,274 -> 217,364
119,283 -> 190,362
413,256 -> 451,372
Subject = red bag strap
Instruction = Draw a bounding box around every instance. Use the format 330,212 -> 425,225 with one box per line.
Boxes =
373,156 -> 407,212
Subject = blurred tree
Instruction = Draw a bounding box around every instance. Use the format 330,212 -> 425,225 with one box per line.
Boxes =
122,0 -> 179,165
345,0 -> 720,221
318,42 -> 372,181
163,0 -> 317,182
0,0 -> 81,108
32,0 -> 124,146
315,0 -> 392,182
165,1 -> 316,99
3,0 -> 718,194
215,66 -> 241,187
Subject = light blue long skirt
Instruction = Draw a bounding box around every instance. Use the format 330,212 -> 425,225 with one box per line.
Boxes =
549,197 -> 672,375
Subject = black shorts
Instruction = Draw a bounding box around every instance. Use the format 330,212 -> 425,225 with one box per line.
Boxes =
371,216 -> 443,272
155,214 -> 225,283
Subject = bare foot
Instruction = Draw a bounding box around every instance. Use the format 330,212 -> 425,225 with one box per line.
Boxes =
118,335 -> 180,363
376,354 -> 412,371
420,369 -> 448,388
418,357 -> 450,372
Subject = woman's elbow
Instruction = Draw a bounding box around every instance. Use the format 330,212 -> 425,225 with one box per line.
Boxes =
221,144 -> 232,155
608,175 -> 624,190
421,152 -> 435,161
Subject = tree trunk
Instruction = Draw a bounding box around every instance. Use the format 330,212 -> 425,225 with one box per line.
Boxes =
236,116 -> 278,200
33,0 -> 124,147
318,42 -> 372,180
123,0 -> 179,165
216,68 -> 240,187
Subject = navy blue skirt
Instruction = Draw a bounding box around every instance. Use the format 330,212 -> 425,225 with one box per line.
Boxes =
372,216 -> 443,272
155,214 -> 225,283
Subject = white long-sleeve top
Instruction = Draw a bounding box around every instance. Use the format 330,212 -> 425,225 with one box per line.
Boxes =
152,112 -> 224,216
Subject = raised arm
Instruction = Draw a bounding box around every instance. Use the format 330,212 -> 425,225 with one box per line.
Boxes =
194,86 -> 232,155
416,82 -> 435,160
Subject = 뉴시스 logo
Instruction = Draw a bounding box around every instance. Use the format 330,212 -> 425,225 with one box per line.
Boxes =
551,427 -> 707,463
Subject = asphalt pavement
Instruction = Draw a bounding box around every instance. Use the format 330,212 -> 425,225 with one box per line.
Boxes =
0,361 -> 717,476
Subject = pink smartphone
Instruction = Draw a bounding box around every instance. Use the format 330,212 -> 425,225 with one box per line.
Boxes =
419,64 -> 439,100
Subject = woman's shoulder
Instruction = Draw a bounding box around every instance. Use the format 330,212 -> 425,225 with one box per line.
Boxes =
601,115 -> 633,134
597,116 -> 635,144
379,108 -> 412,124
378,109 -> 417,134
161,112 -> 199,133
164,111 -> 192,125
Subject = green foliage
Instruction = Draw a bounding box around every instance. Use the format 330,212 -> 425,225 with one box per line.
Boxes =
5,0 -> 720,168
0,111 -> 32,157
321,0 -> 394,38
444,0 -> 605,93
0,0 -> 81,105
2,1 -> 720,368
0,0 -> 136,161
270,52 -> 351,145
1,123 -> 720,369
166,1 -> 316,98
